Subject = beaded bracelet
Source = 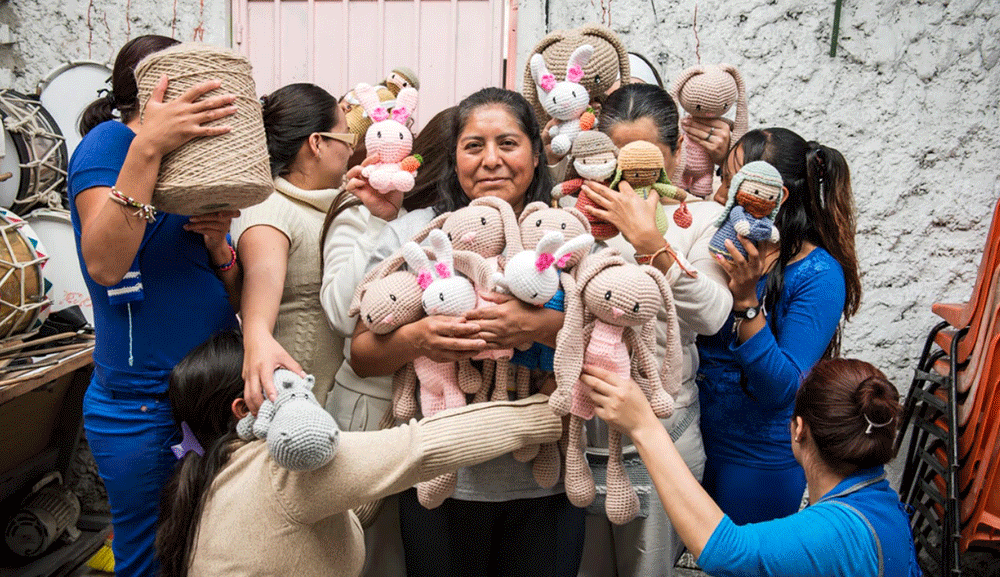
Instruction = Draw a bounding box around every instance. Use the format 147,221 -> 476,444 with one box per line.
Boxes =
216,243 -> 237,272
109,188 -> 157,223
634,243 -> 699,278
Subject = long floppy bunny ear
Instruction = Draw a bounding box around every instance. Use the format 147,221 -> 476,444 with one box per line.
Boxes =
643,264 -> 683,396
668,65 -> 705,103
349,250 -> 410,316
554,233 -> 594,270
522,30 -> 566,122
410,211 -> 453,244
452,250 -> 494,291
531,53 -> 555,94
720,63 -> 747,143
551,270 -> 585,416
469,196 -> 523,254
394,87 -> 419,123
401,241 -> 435,289
427,229 -> 455,278
565,44 -> 595,81
354,83 -> 382,116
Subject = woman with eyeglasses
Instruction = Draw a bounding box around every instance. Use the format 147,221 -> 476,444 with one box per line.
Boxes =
234,83 -> 373,416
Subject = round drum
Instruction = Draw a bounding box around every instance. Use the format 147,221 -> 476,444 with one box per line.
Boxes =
38,61 -> 112,160
0,208 -> 50,338
26,209 -> 91,326
0,91 -> 68,214
134,43 -> 272,215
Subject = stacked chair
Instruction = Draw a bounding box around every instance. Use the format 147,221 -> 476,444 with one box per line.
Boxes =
898,197 -> 1000,576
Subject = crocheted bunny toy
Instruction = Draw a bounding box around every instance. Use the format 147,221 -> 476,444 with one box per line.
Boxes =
709,160 -> 784,260
494,231 -> 595,306
552,248 -> 683,525
402,229 -> 495,508
236,369 -> 341,471
611,141 -> 690,235
551,131 -> 620,240
355,83 -> 422,193
522,24 -> 630,124
531,45 -> 596,158
670,64 -> 747,198
411,197 -> 524,265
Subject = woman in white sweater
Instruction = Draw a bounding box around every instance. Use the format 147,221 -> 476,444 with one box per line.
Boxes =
575,82 -> 733,577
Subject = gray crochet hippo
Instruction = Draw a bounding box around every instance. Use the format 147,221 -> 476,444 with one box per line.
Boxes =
236,368 -> 341,471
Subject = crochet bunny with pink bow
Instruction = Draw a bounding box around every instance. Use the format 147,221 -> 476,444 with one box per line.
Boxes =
354,82 -> 421,193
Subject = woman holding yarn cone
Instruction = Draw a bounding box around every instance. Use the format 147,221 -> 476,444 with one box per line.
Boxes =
571,82 -> 733,577
68,35 -> 241,577
349,88 -> 590,577
696,127 -> 862,525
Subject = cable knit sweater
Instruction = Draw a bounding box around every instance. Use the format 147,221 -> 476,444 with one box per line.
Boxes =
233,178 -> 342,408
187,395 -> 562,577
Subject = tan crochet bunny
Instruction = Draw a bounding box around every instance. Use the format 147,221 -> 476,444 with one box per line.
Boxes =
552,248 -> 683,525
670,64 -> 747,198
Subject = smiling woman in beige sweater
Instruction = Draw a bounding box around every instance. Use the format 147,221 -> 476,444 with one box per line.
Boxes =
155,331 -> 563,577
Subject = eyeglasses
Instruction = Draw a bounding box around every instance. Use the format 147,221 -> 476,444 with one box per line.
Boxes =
316,131 -> 358,149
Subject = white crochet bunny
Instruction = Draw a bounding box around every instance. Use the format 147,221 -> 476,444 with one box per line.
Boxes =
355,83 -> 421,193
494,231 -> 595,306
401,229 -> 494,509
530,44 -> 596,157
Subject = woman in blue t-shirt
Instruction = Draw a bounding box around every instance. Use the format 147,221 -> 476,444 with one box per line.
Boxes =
583,358 -> 921,577
696,127 -> 863,524
67,35 -> 241,577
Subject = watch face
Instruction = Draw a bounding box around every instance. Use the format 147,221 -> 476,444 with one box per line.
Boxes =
745,308 -> 758,319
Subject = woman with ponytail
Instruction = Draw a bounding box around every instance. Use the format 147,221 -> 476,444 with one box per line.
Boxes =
695,127 -> 862,525
68,35 -> 242,577
156,331 -> 562,577
583,358 -> 919,577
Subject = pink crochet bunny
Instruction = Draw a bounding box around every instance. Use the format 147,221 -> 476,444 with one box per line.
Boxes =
670,64 -> 747,198
552,248 -> 683,525
530,44 -> 597,158
354,83 -> 421,193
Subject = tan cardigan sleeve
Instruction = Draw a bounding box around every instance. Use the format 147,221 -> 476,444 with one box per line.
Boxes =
271,395 -> 563,525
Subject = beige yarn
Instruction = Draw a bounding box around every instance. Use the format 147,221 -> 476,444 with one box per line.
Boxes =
135,43 -> 272,216
522,24 -> 630,124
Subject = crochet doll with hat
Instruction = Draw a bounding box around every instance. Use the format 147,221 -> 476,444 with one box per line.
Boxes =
670,64 -> 747,198
709,160 -> 784,260
385,66 -> 420,96
551,131 -> 620,240
522,24 -> 630,124
551,248 -> 682,524
236,369 -> 341,471
530,44 -> 598,158
611,141 -> 690,234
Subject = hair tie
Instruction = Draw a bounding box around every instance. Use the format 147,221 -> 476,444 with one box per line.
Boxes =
863,413 -> 893,435
171,421 -> 205,458
98,88 -> 116,106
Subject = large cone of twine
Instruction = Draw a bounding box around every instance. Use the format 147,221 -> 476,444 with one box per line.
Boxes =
135,43 -> 272,215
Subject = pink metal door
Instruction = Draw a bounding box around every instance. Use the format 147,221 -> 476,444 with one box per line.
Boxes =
231,0 -> 516,128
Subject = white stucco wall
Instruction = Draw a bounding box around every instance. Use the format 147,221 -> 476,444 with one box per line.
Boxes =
2,0 -> 229,94
524,0 -> 1000,390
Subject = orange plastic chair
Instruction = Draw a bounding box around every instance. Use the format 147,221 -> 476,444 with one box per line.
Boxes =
934,266 -> 1000,390
933,197 -> 1000,331
960,428 -> 1000,550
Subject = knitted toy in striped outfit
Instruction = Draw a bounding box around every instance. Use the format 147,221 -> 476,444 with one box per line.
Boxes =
551,131 -> 620,240
709,160 -> 784,260
611,141 -> 690,234
552,248 -> 683,525
670,64 -> 747,198
354,83 -> 422,193
236,369 -> 341,471
530,44 -> 597,158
